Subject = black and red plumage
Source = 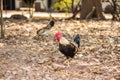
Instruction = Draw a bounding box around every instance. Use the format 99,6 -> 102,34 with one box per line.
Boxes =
55,32 -> 80,62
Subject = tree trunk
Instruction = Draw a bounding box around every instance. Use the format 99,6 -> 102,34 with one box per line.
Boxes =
71,0 -> 74,12
0,0 -> 5,38
67,0 -> 81,20
80,0 -> 105,20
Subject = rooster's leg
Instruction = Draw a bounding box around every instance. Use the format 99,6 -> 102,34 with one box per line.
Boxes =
64,57 -> 72,67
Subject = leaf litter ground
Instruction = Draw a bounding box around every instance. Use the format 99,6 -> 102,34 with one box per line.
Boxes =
0,18 -> 120,80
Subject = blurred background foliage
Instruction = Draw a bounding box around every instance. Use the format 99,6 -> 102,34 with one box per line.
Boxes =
53,0 -> 80,12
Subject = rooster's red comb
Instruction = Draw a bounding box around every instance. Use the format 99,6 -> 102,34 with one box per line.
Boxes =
55,32 -> 63,36
55,32 -> 63,41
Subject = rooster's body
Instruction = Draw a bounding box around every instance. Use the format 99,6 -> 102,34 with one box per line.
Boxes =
55,32 -> 80,61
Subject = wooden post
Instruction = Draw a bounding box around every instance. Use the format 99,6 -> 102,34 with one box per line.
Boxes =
0,0 -> 5,38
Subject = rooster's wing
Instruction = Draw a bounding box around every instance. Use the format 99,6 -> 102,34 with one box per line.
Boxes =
59,42 -> 78,58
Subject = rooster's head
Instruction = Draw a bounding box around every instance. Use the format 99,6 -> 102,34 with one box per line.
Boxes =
55,32 -> 63,42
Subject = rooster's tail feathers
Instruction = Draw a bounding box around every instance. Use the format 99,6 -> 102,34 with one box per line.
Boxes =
73,34 -> 80,47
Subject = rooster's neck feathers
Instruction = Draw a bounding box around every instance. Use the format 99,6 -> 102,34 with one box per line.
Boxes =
59,34 -> 80,48
59,37 -> 70,45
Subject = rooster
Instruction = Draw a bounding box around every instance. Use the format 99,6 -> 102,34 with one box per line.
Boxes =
55,32 -> 80,64
37,19 -> 55,36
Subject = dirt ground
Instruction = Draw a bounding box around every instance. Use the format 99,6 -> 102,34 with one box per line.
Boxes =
0,12 -> 120,80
